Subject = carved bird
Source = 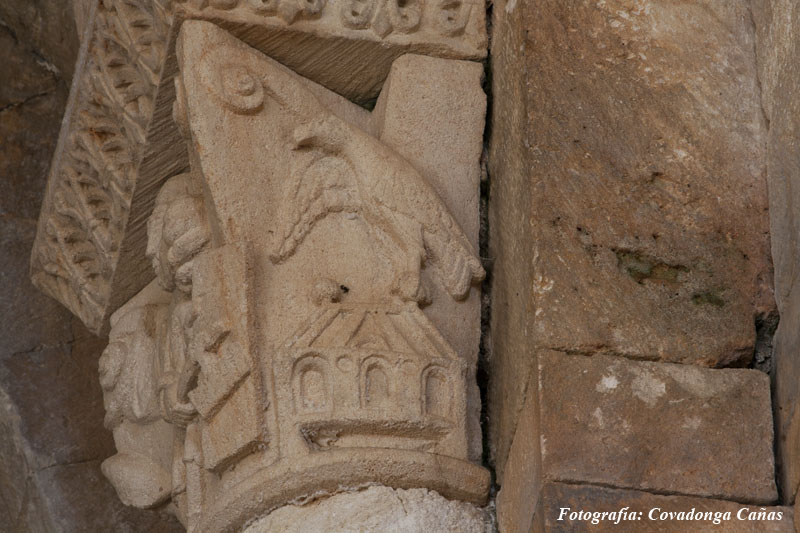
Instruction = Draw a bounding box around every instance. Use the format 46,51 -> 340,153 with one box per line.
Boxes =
188,23 -> 484,301
270,112 -> 484,302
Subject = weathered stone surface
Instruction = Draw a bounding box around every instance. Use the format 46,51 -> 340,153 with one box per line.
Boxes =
0,209 -> 74,361
31,0 -> 487,335
0,387 -> 53,532
0,0 -> 79,80
488,0 -> 775,481
0,24 -> 67,221
495,382 -> 541,533
484,0 -> 534,481
90,21 -> 488,530
532,482 -> 792,533
496,352 -> 780,531
0,331 -> 113,467
35,460 -> 183,532
245,486 -> 492,532
751,0 -> 800,504
537,352 -> 777,504
0,10 -> 74,356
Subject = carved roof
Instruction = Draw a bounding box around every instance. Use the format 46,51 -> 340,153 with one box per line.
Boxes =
284,306 -> 458,361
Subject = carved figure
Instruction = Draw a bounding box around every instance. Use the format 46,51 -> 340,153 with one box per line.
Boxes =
276,113 -> 484,302
99,284 -> 174,509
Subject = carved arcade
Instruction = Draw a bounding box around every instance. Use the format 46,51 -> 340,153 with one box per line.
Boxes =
90,19 -> 488,531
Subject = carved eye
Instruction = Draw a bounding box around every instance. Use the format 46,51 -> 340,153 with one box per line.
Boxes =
247,0 -> 279,14
302,0 -> 325,16
340,0 -> 375,29
209,0 -> 239,8
219,64 -> 264,114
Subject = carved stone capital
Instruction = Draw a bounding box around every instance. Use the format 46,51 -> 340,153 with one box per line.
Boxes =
86,20 -> 487,530
30,0 -> 486,335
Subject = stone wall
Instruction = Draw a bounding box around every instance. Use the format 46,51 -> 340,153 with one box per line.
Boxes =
488,0 -> 796,530
752,0 -> 800,510
4,0 -> 800,530
0,1 -> 180,530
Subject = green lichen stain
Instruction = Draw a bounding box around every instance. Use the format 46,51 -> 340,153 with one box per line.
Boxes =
615,250 -> 688,284
691,290 -> 725,307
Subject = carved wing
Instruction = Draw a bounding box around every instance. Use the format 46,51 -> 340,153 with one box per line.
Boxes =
379,166 -> 484,300
294,115 -> 485,300
271,154 -> 363,262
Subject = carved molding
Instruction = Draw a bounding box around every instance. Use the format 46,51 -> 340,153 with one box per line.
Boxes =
30,0 -> 174,333
95,21 -> 488,531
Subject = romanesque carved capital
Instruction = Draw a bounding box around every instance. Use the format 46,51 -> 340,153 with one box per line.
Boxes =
94,20 -> 488,531
30,0 -> 486,335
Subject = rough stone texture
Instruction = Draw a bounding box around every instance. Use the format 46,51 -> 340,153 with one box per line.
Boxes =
751,0 -> 800,505
34,460 -> 182,532
0,387 -> 53,531
0,0 -> 79,80
495,350 -> 780,528
488,0 -> 775,485
244,486 -> 492,533
0,333 -> 112,468
495,382 -> 540,533
0,2 -> 185,529
31,0 -> 489,336
0,23 -> 66,223
537,352 -> 777,504
0,219 -> 73,359
533,482 -> 793,533
87,22 -> 488,531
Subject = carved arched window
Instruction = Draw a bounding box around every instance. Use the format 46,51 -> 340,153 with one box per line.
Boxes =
360,356 -> 392,409
292,353 -> 331,413
422,365 -> 451,418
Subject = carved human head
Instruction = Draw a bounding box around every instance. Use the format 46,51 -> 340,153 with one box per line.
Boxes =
99,302 -> 165,430
146,173 -> 210,293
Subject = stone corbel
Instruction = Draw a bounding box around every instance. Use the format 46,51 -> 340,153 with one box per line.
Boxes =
94,20 -> 488,531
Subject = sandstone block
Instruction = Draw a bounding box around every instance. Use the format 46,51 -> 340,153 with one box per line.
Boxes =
531,482 -> 792,533
495,376 -> 541,533
536,352 -> 777,504
752,0 -> 800,503
488,0 -> 775,479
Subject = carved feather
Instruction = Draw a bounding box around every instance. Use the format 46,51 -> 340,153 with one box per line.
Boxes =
273,115 -> 484,300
